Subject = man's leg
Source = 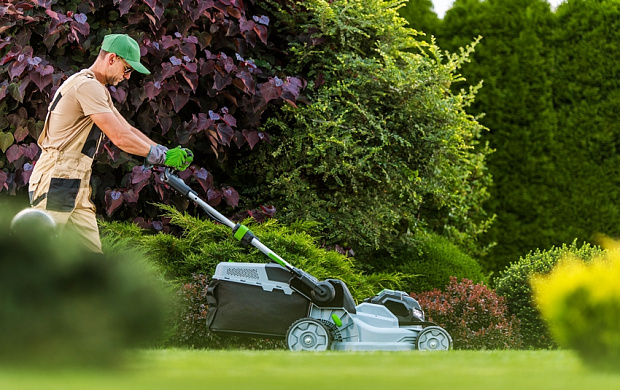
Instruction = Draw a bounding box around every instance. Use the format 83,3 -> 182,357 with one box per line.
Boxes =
65,206 -> 103,253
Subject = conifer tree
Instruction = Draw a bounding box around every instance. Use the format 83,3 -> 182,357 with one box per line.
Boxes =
440,0 -> 557,272
398,0 -> 441,37
547,0 -> 620,254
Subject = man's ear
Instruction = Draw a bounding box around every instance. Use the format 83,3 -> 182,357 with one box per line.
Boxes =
108,53 -> 116,65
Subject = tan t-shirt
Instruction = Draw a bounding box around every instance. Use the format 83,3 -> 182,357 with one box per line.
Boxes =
41,69 -> 120,151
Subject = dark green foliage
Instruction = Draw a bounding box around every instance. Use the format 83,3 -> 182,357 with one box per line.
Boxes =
548,0 -> 620,263
495,240 -> 606,349
238,0 -> 492,263
398,0 -> 441,39
413,277 -> 522,350
439,0 -> 557,273
382,231 -> 487,293
0,206 -> 171,367
439,0 -> 620,274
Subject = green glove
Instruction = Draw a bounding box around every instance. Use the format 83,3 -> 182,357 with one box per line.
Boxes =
164,146 -> 193,171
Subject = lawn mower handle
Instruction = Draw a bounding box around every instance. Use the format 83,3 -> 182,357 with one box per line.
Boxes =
160,169 -> 336,303
161,168 -> 235,229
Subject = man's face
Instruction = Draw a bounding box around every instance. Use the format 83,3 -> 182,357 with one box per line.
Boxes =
107,54 -> 133,86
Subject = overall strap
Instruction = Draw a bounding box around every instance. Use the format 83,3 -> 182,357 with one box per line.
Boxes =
37,70 -> 97,148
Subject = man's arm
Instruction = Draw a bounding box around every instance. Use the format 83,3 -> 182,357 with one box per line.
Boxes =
114,111 -> 158,148
90,110 -> 193,170
90,112 -> 154,156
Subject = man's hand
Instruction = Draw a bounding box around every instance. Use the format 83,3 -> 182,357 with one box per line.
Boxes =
165,146 -> 193,171
146,145 -> 193,171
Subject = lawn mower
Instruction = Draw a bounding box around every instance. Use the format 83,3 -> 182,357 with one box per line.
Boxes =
161,169 -> 452,351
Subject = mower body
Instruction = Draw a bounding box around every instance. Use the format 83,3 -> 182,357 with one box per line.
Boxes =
206,262 -> 452,351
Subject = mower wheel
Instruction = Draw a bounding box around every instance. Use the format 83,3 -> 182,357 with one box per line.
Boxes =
286,318 -> 333,351
416,326 -> 453,351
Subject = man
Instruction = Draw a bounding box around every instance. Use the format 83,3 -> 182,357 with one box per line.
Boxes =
28,34 -> 192,252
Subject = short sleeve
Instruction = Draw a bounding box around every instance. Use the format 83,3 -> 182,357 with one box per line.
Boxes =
75,79 -> 114,116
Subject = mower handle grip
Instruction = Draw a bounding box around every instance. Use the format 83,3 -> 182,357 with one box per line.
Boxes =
161,169 -> 235,229
161,168 -> 192,196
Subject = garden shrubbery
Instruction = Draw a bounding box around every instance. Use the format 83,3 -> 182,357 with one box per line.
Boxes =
237,0 -> 492,262
495,240 -> 606,349
101,206 -> 405,348
413,277 -> 522,350
383,231 -> 487,293
532,240 -> 620,370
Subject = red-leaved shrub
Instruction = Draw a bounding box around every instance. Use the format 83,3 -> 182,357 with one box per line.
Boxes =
412,277 -> 522,350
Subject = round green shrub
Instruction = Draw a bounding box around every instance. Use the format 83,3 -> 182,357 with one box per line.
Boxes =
532,245 -> 620,371
387,231 -> 488,293
495,240 -> 606,349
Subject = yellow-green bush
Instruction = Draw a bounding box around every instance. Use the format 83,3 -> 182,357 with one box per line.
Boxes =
532,240 -> 620,370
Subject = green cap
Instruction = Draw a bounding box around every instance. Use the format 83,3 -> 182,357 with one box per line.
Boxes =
101,34 -> 150,75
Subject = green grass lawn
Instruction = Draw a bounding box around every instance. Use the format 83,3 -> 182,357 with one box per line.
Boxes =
2,349 -> 619,390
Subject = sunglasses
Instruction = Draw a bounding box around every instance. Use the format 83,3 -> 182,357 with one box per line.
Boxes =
117,56 -> 134,74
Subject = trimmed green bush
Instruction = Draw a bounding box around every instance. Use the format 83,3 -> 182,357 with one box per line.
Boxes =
532,243 -> 620,371
439,0 -> 557,274
495,240 -> 606,349
413,277 -> 522,350
439,0 -> 620,274
386,231 -> 487,293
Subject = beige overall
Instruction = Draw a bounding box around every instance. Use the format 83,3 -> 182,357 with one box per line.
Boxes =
28,70 -> 114,253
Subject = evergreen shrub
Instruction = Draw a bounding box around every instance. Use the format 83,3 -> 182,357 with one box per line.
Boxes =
413,277 -> 522,350
439,0 -> 620,275
495,240 -> 606,349
384,231 -> 487,293
101,205 -> 404,348
532,241 -> 620,371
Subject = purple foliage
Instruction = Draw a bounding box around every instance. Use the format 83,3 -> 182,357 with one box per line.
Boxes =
0,0 -> 305,224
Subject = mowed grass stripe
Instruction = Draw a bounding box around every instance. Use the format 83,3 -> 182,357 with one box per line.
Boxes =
2,349 -> 620,390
